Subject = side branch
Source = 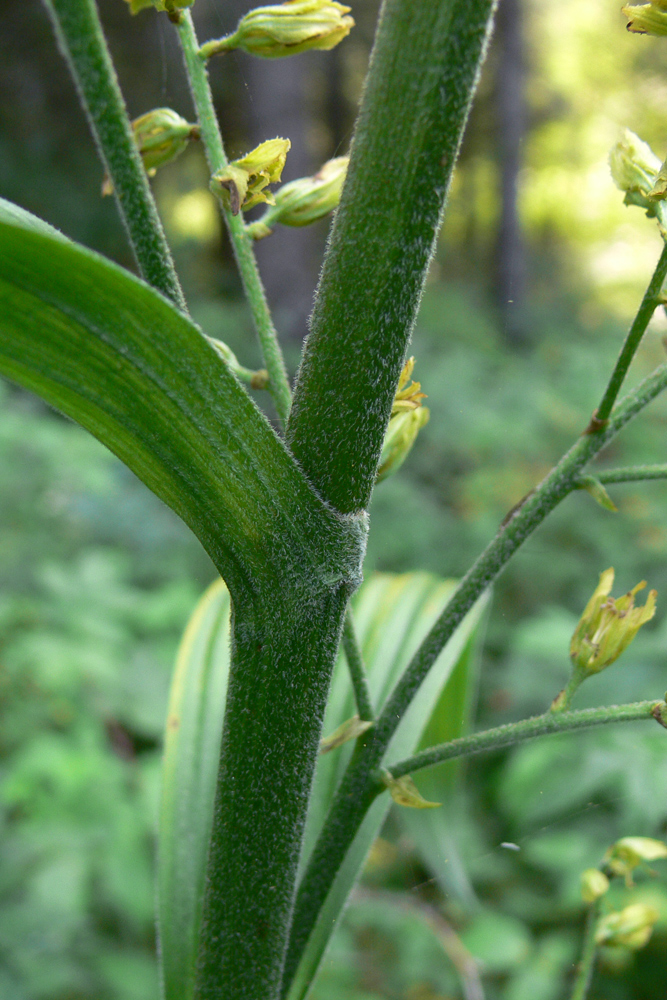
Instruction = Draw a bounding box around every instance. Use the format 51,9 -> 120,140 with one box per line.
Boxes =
387,701 -> 663,780
594,240 -> 667,424
176,12 -> 292,425
43,0 -> 187,311
342,611 -> 374,721
594,464 -> 667,484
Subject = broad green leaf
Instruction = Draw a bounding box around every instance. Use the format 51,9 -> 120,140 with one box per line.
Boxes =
159,578 -> 231,1000
0,208 -> 361,589
288,572 -> 488,1000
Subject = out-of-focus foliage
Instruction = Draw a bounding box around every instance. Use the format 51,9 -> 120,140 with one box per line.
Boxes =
0,384 -> 209,999
4,0 -> 667,997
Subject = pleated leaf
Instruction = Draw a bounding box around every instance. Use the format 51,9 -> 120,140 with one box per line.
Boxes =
159,578 -> 231,1000
0,205 -> 354,587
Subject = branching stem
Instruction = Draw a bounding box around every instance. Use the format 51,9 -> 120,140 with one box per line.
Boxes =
43,0 -> 187,311
176,11 -> 292,425
387,701 -> 661,780
570,900 -> 601,1000
342,611 -> 374,721
283,352 -> 667,993
593,463 -> 667,484
595,240 -> 667,424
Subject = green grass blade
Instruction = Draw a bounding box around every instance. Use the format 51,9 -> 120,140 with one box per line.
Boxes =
288,572 -> 488,1000
158,579 -> 231,1000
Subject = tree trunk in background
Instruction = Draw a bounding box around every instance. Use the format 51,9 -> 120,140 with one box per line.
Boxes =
494,0 -> 527,345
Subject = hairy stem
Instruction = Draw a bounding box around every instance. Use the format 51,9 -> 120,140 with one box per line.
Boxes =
282,352 -> 667,993
388,701 -> 661,779
571,901 -> 601,1000
176,11 -> 292,425
43,0 -> 187,311
342,611 -> 375,721
594,463 -> 667,484
287,0 -> 498,513
594,240 -> 667,424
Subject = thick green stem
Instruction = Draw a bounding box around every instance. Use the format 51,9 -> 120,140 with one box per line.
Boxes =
594,463 -> 667,484
43,0 -> 187,311
176,12 -> 292,425
195,582 -> 353,1000
287,0 -> 498,513
388,701 -> 661,779
594,241 -> 667,424
571,901 -> 601,1000
342,611 -> 374,721
282,356 -> 667,995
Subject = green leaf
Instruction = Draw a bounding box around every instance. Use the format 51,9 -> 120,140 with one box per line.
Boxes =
287,572 -> 489,1000
158,578 -> 231,1000
0,208 -> 362,590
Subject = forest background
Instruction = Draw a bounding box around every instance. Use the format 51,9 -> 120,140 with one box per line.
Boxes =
2,0 -> 667,998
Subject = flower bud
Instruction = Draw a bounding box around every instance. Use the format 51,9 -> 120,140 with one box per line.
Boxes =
200,1 -> 354,60
604,837 -> 667,885
246,156 -> 348,238
610,129 -> 662,212
377,358 -> 429,482
124,0 -> 194,16
581,868 -> 610,904
211,138 -> 290,215
569,568 -> 656,676
102,108 -> 199,195
623,2 -> 667,35
595,903 -> 659,950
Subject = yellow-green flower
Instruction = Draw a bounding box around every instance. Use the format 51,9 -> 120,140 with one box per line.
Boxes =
246,156 -> 348,239
604,837 -> 667,885
211,139 -> 291,215
377,358 -> 429,482
610,129 -> 662,210
569,568 -> 656,675
200,1 -> 354,60
595,903 -> 659,950
581,868 -> 610,903
102,108 -> 198,195
623,2 -> 667,35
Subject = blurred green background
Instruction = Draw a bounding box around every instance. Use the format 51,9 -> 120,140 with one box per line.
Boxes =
3,0 -> 667,996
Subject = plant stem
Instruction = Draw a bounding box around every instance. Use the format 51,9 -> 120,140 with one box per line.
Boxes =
387,701 -> 661,780
282,353 -> 667,994
594,463 -> 667,484
342,611 -> 374,721
175,11 -> 292,426
571,901 -> 601,1000
594,240 -> 667,424
550,663 -> 587,713
43,0 -> 187,312
286,0 -> 498,513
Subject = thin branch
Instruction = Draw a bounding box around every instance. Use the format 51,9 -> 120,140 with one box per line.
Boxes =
175,11 -> 292,426
593,464 -> 667,485
594,240 -> 667,424
387,701 -> 662,780
570,901 -> 601,1000
44,0 -> 187,311
342,610 -> 374,722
